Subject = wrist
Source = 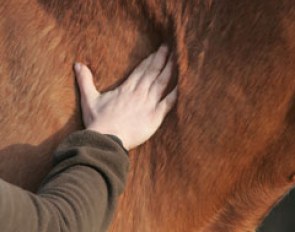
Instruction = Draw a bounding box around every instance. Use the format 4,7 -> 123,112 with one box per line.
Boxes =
86,126 -> 129,151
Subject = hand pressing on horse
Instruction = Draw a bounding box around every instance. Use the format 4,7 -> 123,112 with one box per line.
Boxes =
74,45 -> 177,151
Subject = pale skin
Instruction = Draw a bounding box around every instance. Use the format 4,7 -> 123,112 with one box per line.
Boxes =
74,45 -> 178,151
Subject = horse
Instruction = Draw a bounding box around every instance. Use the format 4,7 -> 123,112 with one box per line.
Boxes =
0,0 -> 294,231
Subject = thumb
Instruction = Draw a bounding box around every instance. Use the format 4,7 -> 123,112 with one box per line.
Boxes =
74,63 -> 100,103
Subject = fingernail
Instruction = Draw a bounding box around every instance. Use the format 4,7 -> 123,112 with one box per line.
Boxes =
74,62 -> 82,72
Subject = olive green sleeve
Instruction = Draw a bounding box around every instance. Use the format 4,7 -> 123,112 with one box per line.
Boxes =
0,130 -> 129,232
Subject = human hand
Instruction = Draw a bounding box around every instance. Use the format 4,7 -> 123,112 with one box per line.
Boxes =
74,45 -> 177,151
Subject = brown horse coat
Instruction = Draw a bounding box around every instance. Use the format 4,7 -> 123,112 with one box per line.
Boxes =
0,0 -> 295,231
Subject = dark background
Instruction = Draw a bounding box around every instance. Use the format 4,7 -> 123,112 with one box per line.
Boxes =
259,188 -> 295,232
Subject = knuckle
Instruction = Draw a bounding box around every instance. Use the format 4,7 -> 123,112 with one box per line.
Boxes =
121,82 -> 134,92
147,68 -> 160,77
133,86 -> 147,99
137,81 -> 151,92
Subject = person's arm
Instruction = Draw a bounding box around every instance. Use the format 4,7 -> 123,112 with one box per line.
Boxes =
0,130 -> 129,232
0,45 -> 177,232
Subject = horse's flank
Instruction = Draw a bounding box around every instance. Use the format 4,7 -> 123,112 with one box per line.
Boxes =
0,0 -> 295,231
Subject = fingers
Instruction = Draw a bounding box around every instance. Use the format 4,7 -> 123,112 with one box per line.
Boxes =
121,52 -> 154,90
136,45 -> 169,90
155,86 -> 178,120
149,55 -> 173,101
121,44 -> 169,91
150,45 -> 169,70
74,63 -> 100,103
